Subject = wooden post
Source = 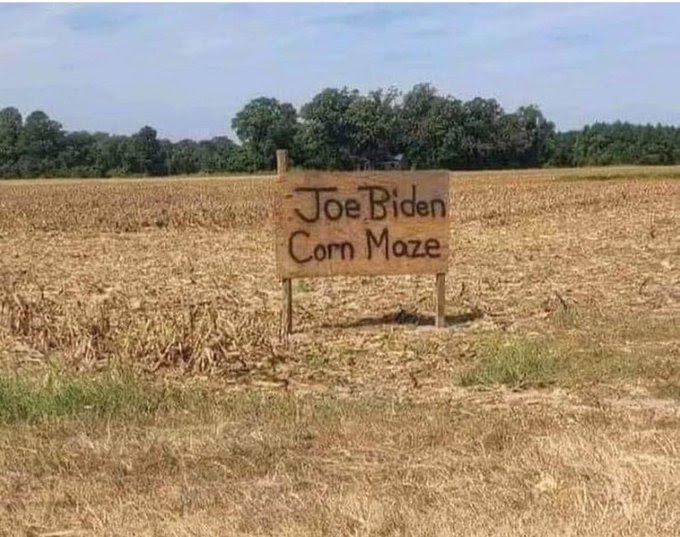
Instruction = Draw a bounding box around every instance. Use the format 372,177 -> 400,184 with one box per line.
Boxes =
282,278 -> 292,337
435,273 -> 446,328
277,149 -> 292,337
276,149 -> 288,178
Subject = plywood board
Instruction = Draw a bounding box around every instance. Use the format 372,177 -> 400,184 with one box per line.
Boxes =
275,170 -> 450,278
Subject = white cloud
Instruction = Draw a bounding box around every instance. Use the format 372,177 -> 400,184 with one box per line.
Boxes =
1,3 -> 679,139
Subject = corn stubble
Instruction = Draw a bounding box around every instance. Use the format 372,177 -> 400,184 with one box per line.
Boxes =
1,168 -> 679,536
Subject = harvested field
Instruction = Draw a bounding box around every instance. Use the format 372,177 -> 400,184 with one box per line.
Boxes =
1,166 -> 679,536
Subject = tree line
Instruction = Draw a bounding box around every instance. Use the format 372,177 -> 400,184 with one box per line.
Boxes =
1,83 -> 679,178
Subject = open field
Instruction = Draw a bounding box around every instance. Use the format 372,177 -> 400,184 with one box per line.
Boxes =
1,166 -> 679,536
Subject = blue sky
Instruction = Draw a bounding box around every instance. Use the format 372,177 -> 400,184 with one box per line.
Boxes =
1,3 -> 679,141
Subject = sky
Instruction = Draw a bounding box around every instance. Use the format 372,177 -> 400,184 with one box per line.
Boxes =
1,2 -> 679,141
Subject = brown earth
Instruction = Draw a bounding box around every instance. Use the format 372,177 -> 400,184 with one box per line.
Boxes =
0,166 -> 679,536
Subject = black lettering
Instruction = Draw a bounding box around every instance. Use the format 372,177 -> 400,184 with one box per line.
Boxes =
313,244 -> 327,261
289,230 -> 312,263
392,239 -> 408,257
408,239 -> 425,257
430,199 -> 446,218
293,187 -> 338,223
358,186 -> 390,220
324,198 -> 343,220
400,185 -> 416,217
345,199 -> 360,218
327,241 -> 355,260
424,238 -> 442,257
416,201 -> 429,217
366,228 -> 389,260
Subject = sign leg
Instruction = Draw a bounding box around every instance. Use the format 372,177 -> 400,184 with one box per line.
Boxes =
436,273 -> 446,328
282,278 -> 293,337
277,149 -> 292,339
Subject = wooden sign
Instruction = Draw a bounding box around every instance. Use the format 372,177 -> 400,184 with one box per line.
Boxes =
274,150 -> 450,336
275,170 -> 450,278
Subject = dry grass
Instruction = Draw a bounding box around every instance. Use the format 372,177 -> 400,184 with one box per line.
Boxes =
1,166 -> 679,535
2,386 -> 680,536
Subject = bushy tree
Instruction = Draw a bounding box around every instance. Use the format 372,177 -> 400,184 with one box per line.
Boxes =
129,126 -> 167,175
0,107 -> 23,177
548,122 -> 680,167
495,106 -> 555,168
168,139 -> 201,175
1,86 -> 679,179
296,87 -> 360,170
58,131 -> 100,177
197,136 -> 243,172
400,84 -> 467,169
17,111 -> 64,177
346,88 -> 402,166
232,97 -> 297,170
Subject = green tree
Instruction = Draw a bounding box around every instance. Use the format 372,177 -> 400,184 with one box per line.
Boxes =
125,126 -> 166,176
297,87 -> 360,170
460,97 -> 504,168
232,97 -> 298,170
17,110 -> 64,177
400,84 -> 466,169
58,131 -> 100,177
346,88 -> 402,166
168,139 -> 201,175
196,136 -> 242,173
495,105 -> 555,168
4,85 -> 680,178
92,134 -> 127,176
0,107 -> 23,177
400,83 -> 440,168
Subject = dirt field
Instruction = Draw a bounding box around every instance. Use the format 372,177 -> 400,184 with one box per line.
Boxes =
1,166 -> 679,536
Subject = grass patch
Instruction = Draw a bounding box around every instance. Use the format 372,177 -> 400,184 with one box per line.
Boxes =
2,380 -> 678,536
0,371 -> 202,424
461,337 -> 559,387
295,279 -> 313,293
0,369 -> 409,427
460,335 -> 637,388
